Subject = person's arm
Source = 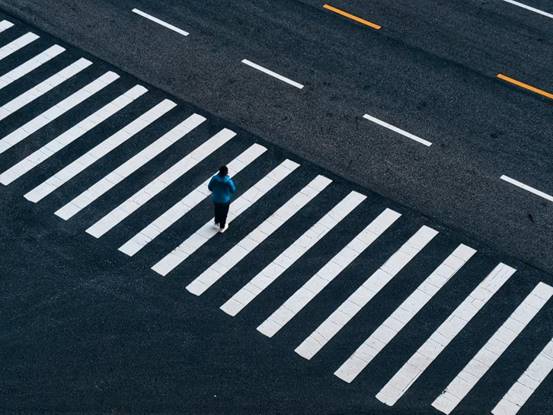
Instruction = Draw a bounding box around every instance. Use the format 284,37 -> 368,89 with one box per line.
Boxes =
208,177 -> 214,192
228,178 -> 237,194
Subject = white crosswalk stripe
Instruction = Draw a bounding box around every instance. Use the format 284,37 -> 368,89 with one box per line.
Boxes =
55,113 -> 205,220
119,143 -> 267,257
492,337 -> 553,415
257,208 -> 401,338
151,159 -> 300,277
0,32 -> 38,61
432,282 -> 553,414
24,98 -> 175,203
1,84 -> 145,185
0,71 -> 119,155
220,191 -> 367,317
295,225 -> 439,362
376,263 -> 517,406
0,58 -> 92,123
0,45 -> 65,90
0,20 -> 14,33
186,175 -> 332,296
331,244 -> 476,381
85,123 -> 234,239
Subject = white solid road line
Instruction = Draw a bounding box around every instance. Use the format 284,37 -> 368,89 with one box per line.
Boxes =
0,32 -> 39,61
0,58 -> 92,123
220,191 -> 366,317
376,263 -> 517,406
0,45 -> 65,90
25,99 -> 174,203
501,175 -> 553,203
257,208 -> 401,338
132,8 -> 189,36
0,20 -> 14,33
86,122 -> 239,239
296,225 -> 439,362
332,244 -> 476,382
186,175 -> 332,296
1,84 -> 145,186
363,114 -> 432,147
241,59 -> 304,90
55,113 -> 204,220
0,71 -> 119,155
500,0 -> 553,19
432,282 -> 553,414
151,159 -> 300,277
119,143 -> 267,257
492,337 -> 553,415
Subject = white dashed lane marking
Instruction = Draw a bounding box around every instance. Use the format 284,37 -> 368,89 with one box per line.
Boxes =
132,8 -> 190,37
499,0 -> 553,19
241,59 -> 304,90
363,114 -> 432,147
501,175 -> 553,203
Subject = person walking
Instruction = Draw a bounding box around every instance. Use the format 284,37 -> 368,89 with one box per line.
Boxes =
208,165 -> 237,233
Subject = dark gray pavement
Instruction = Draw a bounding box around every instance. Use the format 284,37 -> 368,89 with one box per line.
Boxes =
0,0 -> 551,276
0,2 -> 552,414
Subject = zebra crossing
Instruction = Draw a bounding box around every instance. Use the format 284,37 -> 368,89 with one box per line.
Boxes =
0,18 -> 552,414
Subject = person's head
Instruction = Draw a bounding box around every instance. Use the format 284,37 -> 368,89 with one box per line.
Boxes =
218,165 -> 228,177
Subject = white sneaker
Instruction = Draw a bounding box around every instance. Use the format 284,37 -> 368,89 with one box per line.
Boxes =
219,224 -> 229,233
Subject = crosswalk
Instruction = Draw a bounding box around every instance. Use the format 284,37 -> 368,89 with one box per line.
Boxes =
0,18 -> 552,414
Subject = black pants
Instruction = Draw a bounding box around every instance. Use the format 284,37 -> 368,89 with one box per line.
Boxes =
214,203 -> 230,228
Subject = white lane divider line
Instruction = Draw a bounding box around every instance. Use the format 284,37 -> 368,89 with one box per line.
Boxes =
257,208 -> 401,338
220,191 -> 366,317
0,32 -> 38,61
0,45 -> 65,90
1,84 -> 146,186
56,113 -> 204,220
500,0 -> 553,20
376,263 -> 517,407
24,99 -> 174,203
0,71 -> 119,155
119,143 -> 267,257
132,8 -> 189,37
296,225 -> 439,362
187,175 -> 332,296
432,282 -> 553,415
501,175 -> 553,203
0,58 -> 92,124
241,59 -> 304,90
151,159 -> 300,277
86,123 -> 237,239
332,244 -> 476,382
492,337 -> 553,415
0,20 -> 14,33
363,114 -> 432,147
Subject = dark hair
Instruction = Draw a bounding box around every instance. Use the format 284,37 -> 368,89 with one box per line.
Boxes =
218,165 -> 228,177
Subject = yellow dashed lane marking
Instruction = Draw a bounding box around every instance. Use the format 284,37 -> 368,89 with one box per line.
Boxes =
323,4 -> 381,30
497,74 -> 553,100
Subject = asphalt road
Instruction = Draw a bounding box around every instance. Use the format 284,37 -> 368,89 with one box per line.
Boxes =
0,0 -> 551,275
0,1 -> 552,414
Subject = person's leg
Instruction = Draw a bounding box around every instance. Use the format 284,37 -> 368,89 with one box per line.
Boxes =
219,203 -> 230,229
214,203 -> 222,226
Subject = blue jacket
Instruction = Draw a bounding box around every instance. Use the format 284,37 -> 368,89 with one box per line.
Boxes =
208,174 -> 237,204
